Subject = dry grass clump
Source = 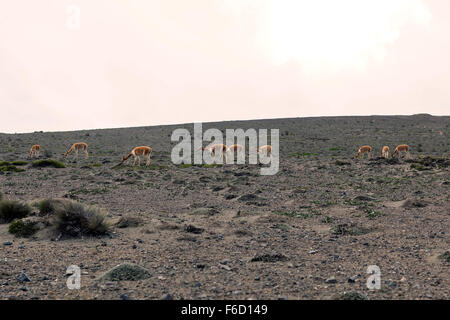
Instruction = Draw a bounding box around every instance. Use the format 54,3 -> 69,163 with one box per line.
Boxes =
52,200 -> 110,237
0,200 -> 31,223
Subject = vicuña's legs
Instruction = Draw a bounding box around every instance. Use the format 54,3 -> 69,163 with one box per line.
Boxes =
137,156 -> 141,167
85,150 -> 88,159
74,150 -> 78,160
146,155 -> 150,166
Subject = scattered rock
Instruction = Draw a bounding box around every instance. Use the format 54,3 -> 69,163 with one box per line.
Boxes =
161,293 -> 173,300
185,224 -> 204,234
219,264 -> 231,271
3,241 -> 12,246
325,277 -> 337,284
115,216 -> 143,228
335,160 -> 351,166
120,294 -> 131,300
18,272 -> 31,283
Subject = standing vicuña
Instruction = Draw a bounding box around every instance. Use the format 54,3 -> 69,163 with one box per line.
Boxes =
199,144 -> 228,162
381,146 -> 390,159
355,145 -> 372,159
29,144 -> 40,158
64,142 -> 88,159
392,144 -> 410,159
121,146 -> 152,166
258,145 -> 272,157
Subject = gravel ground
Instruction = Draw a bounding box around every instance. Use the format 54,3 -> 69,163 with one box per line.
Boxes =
0,114 -> 449,300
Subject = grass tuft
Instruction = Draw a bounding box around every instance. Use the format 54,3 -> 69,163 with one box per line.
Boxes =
0,200 -> 31,223
52,200 -> 110,237
32,159 -> 66,168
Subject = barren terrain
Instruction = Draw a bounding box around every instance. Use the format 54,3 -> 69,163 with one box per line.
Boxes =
0,114 -> 449,300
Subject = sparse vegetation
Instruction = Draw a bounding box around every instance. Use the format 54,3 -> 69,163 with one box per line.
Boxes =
8,219 -> 39,237
32,159 -> 66,168
0,162 -> 25,172
0,200 -> 31,223
438,251 -> 450,263
34,198 -> 67,216
52,200 -> 110,237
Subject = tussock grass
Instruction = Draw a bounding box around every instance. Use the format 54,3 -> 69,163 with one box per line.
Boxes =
0,161 -> 25,172
11,161 -> 28,166
32,159 -> 66,168
52,200 -> 110,237
0,200 -> 31,223
34,198 -> 68,216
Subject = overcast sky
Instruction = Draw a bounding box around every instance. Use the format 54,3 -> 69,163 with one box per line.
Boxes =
0,0 -> 449,133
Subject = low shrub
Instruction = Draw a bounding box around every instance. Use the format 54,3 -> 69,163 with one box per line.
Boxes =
52,200 -> 110,237
8,219 -> 39,237
32,159 -> 66,168
0,200 -> 31,223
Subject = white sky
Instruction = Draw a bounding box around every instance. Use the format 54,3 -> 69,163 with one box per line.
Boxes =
0,0 -> 449,133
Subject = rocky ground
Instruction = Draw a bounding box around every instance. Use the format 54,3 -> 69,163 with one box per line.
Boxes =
0,114 -> 449,300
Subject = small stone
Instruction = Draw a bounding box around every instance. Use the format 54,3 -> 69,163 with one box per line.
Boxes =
254,276 -> 260,281
348,276 -> 356,283
161,293 -> 173,300
18,272 -> 31,283
308,250 -> 318,254
3,241 -> 12,246
20,285 -> 28,291
120,294 -> 131,300
18,245 -> 25,249
219,264 -> 231,271
325,277 -> 337,284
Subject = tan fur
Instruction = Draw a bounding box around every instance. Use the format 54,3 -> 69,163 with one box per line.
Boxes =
355,145 -> 372,159
392,144 -> 410,158
258,145 -> 272,158
121,146 -> 152,166
227,144 -> 243,153
29,144 -> 40,158
64,142 -> 88,159
200,144 -> 228,162
381,146 -> 390,159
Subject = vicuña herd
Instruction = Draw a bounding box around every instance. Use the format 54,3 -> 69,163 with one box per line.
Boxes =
26,141 -> 411,166
355,144 -> 411,159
